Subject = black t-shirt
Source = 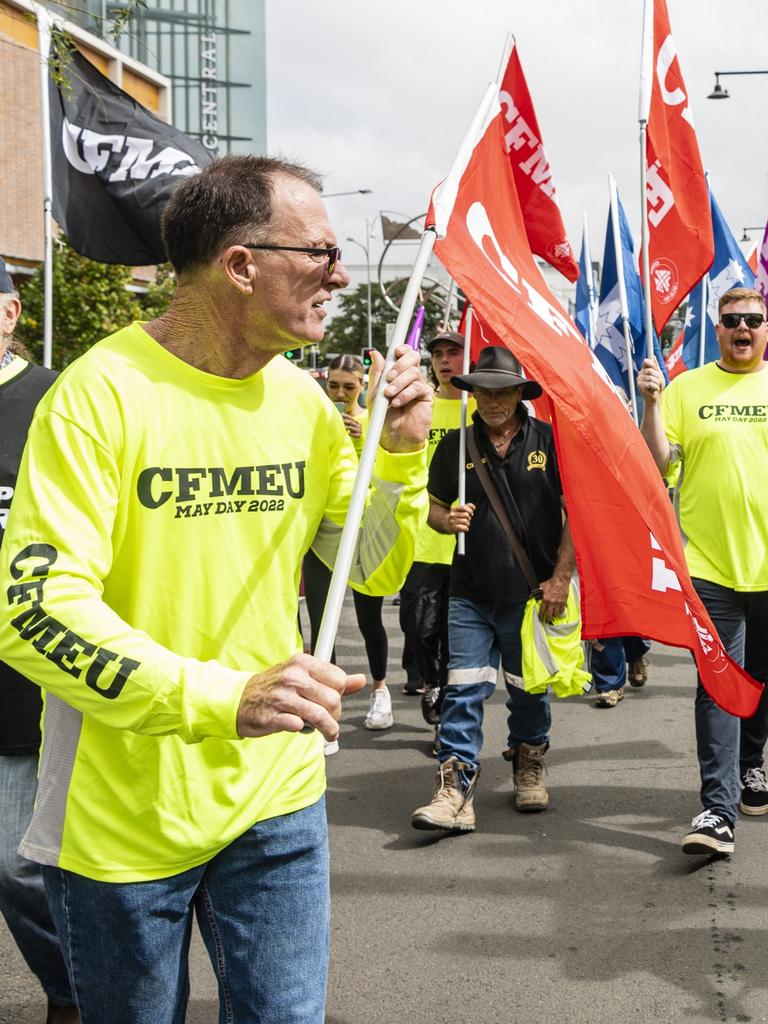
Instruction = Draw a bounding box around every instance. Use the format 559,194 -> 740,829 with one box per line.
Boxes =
428,408 -> 563,605
0,359 -> 57,755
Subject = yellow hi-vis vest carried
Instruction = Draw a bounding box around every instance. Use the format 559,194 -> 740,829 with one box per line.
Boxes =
521,580 -> 592,698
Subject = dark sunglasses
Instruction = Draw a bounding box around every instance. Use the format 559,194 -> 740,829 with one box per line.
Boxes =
244,244 -> 341,275
720,312 -> 766,330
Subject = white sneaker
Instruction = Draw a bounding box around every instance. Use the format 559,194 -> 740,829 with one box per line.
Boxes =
364,687 -> 394,730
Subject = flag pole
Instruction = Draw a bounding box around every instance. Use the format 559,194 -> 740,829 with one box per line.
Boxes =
583,211 -> 598,342
609,173 -> 639,423
314,227 -> 437,663
638,0 -> 655,379
34,2 -> 54,369
697,274 -> 709,368
441,278 -> 456,329
496,31 -> 514,85
456,304 -> 473,557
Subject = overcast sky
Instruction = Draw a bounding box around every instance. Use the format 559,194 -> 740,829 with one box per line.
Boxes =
265,0 -> 768,288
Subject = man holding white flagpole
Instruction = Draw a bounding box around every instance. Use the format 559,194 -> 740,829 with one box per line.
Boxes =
0,155 -> 431,1023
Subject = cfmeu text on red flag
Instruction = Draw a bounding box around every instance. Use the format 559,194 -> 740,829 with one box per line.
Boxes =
639,0 -> 713,332
427,86 -> 760,718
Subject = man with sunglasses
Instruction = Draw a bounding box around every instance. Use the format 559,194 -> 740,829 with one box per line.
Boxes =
0,155 -> 431,1023
638,287 -> 768,858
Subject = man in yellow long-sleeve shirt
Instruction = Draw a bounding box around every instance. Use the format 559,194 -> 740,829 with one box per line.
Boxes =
0,155 -> 431,1024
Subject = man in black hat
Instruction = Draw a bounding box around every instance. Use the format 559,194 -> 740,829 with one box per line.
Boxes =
411,345 -> 574,833
0,258 -> 77,1021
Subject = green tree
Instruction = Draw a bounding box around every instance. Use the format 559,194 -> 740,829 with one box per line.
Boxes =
321,282 -> 448,360
16,236 -> 175,369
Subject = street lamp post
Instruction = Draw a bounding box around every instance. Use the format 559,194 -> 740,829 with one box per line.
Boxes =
707,70 -> 768,99
347,219 -> 373,349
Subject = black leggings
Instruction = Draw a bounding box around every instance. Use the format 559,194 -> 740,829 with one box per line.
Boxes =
302,548 -> 388,680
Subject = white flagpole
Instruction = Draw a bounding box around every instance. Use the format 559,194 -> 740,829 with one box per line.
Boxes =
638,0 -> 655,382
697,274 -> 709,368
496,31 -> 514,86
315,228 -> 437,662
609,173 -> 639,423
34,2 -> 54,369
582,211 -> 598,343
456,304 -> 473,557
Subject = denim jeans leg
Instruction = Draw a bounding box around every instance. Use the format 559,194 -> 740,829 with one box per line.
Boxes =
195,797 -> 329,1024
495,602 -> 551,747
739,590 -> 768,773
438,598 -> 498,771
43,861 -> 200,1024
0,754 -> 73,1005
692,578 -> 745,822
590,638 -> 628,694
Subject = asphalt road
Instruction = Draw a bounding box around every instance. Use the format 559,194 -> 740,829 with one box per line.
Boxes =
2,595 -> 767,1024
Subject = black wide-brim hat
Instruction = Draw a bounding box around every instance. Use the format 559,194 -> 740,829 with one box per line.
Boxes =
451,345 -> 542,400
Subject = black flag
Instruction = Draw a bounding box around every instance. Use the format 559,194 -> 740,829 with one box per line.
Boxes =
49,46 -> 213,265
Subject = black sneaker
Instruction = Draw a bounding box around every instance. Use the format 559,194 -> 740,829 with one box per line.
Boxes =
421,685 -> 442,725
681,810 -> 734,855
739,766 -> 768,816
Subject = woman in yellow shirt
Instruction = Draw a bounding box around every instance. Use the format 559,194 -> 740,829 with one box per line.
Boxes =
303,355 -> 392,730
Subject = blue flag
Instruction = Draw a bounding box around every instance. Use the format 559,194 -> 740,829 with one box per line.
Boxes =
574,232 -> 594,343
680,190 -> 754,370
594,190 -> 666,396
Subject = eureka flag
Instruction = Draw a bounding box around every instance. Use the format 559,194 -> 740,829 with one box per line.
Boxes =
428,87 -> 760,718
680,189 -> 754,370
49,44 -> 213,264
498,42 -> 579,282
639,0 -> 713,331
594,190 -> 667,398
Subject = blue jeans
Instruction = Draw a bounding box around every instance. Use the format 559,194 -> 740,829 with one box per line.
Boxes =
591,637 -> 651,693
43,797 -> 330,1024
692,579 -> 768,823
0,753 -> 73,1006
438,597 -> 551,771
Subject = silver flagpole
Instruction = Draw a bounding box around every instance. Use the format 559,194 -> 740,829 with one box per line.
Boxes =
697,274 -> 709,368
456,304 -> 473,557
609,173 -> 639,424
638,0 -> 655,387
34,3 -> 54,369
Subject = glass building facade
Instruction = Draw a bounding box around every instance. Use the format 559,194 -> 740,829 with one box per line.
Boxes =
52,0 -> 267,156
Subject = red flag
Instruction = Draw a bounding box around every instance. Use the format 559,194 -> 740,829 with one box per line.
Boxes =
498,42 -> 579,282
429,100 -> 760,718
664,329 -> 687,379
747,243 -> 758,275
640,0 -> 713,332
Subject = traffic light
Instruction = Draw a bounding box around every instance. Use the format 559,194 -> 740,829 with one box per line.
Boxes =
361,348 -> 375,367
284,348 -> 304,363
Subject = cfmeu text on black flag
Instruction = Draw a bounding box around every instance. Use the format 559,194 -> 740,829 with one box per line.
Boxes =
50,46 -> 213,265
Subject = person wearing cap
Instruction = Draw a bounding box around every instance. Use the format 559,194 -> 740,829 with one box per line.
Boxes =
0,259 -> 77,1022
411,346 -> 574,833
399,331 -> 475,728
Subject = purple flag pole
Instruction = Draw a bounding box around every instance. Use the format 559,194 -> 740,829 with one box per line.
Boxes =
406,304 -> 426,351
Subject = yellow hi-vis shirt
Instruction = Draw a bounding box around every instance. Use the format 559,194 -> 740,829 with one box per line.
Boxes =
662,361 -> 768,590
0,324 -> 427,881
416,394 -> 475,565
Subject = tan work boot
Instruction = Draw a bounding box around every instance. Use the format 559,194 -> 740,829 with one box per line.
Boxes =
411,756 -> 479,832
506,742 -> 549,812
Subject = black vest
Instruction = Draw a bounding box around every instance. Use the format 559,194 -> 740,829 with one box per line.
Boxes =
0,360 -> 57,755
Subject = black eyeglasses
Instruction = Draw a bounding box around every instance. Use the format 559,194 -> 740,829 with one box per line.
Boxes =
244,244 -> 341,275
720,312 -> 766,330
